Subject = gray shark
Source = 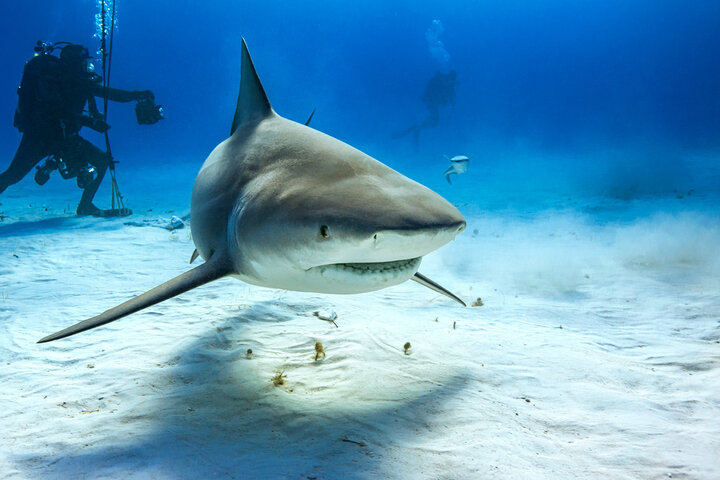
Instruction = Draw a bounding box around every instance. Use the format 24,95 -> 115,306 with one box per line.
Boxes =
38,39 -> 466,344
443,155 -> 470,184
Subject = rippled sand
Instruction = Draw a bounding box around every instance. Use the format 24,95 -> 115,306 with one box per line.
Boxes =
1,164 -> 719,479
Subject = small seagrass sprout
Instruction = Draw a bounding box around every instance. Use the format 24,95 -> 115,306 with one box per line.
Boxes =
314,341 -> 326,361
271,370 -> 287,387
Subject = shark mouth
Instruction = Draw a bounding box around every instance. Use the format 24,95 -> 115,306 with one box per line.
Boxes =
312,257 -> 421,278
333,257 -> 421,274
312,257 -> 466,306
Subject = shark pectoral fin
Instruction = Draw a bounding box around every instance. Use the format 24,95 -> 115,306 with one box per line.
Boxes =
411,272 -> 466,307
304,107 -> 316,126
189,249 -> 199,264
37,257 -> 232,343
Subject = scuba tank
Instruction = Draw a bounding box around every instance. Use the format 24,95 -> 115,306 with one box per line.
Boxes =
14,45 -> 64,132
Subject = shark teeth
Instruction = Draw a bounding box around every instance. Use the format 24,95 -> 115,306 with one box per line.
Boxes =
322,257 -> 421,275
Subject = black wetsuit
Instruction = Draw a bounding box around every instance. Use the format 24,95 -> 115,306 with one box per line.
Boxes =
420,71 -> 457,128
0,53 -> 142,213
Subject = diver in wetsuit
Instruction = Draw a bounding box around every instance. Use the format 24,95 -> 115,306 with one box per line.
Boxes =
0,43 -> 156,216
394,70 -> 458,143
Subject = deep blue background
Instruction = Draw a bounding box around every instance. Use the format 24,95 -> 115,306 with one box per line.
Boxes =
0,1 -> 718,189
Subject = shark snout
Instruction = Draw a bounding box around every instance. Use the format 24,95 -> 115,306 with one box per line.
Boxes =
359,194 -> 466,258
349,217 -> 464,262
371,219 -> 465,241
290,218 -> 465,269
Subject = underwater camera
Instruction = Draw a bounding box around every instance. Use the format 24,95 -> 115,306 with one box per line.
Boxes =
34,156 -> 97,189
75,166 -> 97,189
32,40 -> 71,56
33,40 -> 55,55
34,157 -> 58,185
135,99 -> 164,125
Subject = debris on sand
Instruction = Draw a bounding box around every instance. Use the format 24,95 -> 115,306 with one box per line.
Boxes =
313,310 -> 338,328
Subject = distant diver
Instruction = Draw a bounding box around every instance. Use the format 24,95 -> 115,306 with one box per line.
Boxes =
0,41 -> 162,217
443,155 -> 469,184
394,70 -> 458,143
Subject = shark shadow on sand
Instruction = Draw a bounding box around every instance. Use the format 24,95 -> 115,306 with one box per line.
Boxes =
19,307 -> 474,478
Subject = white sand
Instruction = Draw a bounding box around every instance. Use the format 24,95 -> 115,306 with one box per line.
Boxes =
1,161 -> 719,479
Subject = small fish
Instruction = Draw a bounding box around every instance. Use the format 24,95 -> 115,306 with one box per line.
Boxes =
443,155 -> 470,184
313,310 -> 338,328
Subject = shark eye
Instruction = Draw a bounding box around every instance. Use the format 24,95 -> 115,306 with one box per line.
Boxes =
320,225 -> 330,238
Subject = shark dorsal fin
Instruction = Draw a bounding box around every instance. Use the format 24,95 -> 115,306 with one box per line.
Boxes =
230,38 -> 272,135
304,107 -> 316,126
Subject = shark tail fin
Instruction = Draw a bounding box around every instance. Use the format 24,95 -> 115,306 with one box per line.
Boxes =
230,38 -> 273,135
37,257 -> 232,343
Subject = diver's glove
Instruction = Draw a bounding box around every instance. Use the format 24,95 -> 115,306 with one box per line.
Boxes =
133,90 -> 155,102
80,114 -> 110,133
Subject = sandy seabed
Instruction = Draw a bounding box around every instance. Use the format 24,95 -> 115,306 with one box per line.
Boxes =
1,162 -> 719,479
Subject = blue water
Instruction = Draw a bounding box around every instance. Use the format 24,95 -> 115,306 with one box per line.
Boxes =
1,0 -> 718,202
2,3 -> 720,478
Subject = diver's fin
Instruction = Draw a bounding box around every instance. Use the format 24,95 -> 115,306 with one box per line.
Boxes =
411,272 -> 466,306
189,249 -> 199,264
99,208 -> 132,218
230,38 -> 273,135
37,257 -> 232,343
304,107 -> 316,126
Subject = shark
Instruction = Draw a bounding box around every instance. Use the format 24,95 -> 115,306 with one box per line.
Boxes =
38,39 -> 466,344
443,155 -> 470,184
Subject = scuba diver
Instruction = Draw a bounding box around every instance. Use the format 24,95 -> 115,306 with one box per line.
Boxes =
394,70 -> 458,144
0,41 -> 162,217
